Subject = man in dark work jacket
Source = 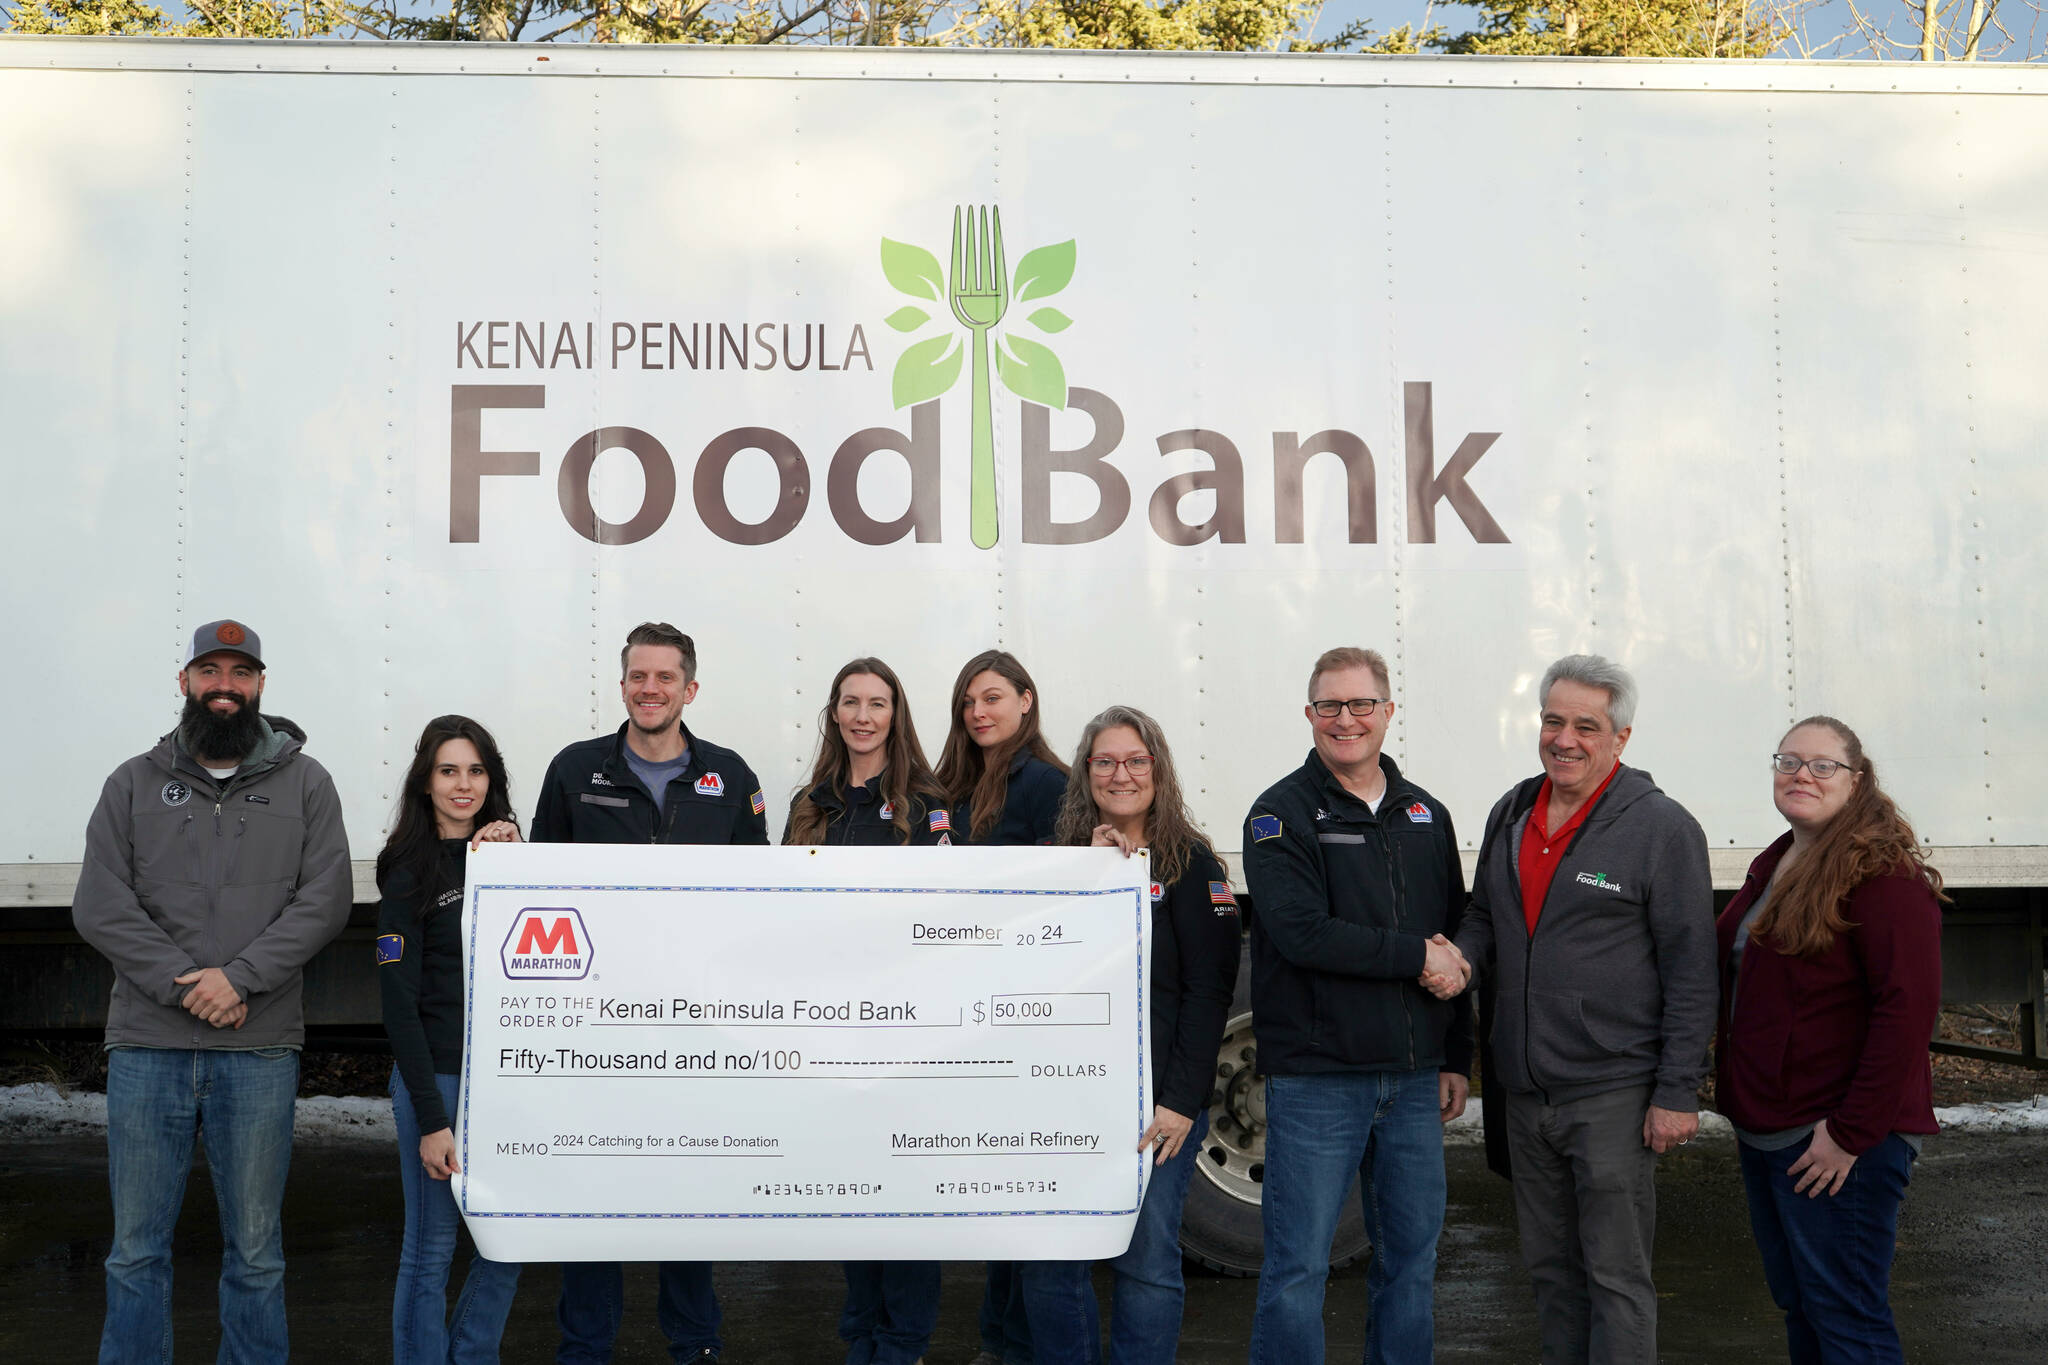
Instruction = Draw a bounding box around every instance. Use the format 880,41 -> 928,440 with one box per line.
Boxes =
532,622 -> 768,1365
1244,646 -> 1472,1365
1444,654 -> 1715,1365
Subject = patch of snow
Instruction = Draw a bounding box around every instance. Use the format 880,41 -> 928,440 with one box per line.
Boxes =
0,1083 -> 395,1145
1935,1096 -> 2048,1132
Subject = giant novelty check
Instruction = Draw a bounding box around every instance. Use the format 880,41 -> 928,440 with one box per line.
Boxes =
453,842 -> 1154,1261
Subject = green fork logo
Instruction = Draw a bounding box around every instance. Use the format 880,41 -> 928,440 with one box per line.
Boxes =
879,206 -> 1077,549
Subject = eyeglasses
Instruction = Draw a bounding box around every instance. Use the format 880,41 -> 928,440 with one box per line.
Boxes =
1087,755 -> 1154,776
1771,754 -> 1850,779
1311,698 -> 1387,718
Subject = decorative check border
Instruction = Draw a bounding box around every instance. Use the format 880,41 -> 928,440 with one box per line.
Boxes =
459,881 -> 1149,1222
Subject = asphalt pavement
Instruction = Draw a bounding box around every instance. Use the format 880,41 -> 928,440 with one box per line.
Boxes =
3,1127 -> 2043,1362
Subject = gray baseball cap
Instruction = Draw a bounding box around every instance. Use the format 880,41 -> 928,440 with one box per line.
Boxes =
185,619 -> 264,670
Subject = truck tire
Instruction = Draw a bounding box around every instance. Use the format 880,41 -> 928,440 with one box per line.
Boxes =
1178,945 -> 1370,1276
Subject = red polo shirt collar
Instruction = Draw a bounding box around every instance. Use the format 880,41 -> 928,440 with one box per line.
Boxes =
1519,762 -> 1621,935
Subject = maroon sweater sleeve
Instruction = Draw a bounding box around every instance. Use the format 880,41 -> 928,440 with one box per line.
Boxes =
1828,872 -> 1943,1155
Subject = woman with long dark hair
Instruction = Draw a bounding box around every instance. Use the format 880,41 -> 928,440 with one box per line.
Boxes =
1716,716 -> 1944,1365
783,658 -> 952,1365
377,715 -> 524,1364
937,650 -> 1066,1365
1010,706 -> 1240,1365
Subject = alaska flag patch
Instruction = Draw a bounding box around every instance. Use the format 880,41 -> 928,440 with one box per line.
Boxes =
375,934 -> 404,966
1250,814 -> 1283,843
1406,802 -> 1432,824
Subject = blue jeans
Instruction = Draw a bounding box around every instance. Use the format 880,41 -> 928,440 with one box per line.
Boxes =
978,1261 -> 1034,1364
100,1045 -> 298,1365
557,1260 -> 719,1363
1740,1133 -> 1916,1365
391,1069 -> 523,1364
1249,1070 -> 1446,1365
1018,1110 -> 1209,1365
839,1260 -> 941,1365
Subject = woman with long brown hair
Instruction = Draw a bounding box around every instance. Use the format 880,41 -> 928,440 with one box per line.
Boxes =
1715,716 -> 1944,1365
782,658 -> 952,1365
1014,705 -> 1240,1365
936,650 -> 1065,1365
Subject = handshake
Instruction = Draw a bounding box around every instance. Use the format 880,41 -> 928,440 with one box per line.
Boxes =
1418,934 -> 1471,1000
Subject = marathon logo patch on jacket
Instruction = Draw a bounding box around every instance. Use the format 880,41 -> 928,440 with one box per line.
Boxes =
879,801 -> 895,820
1405,802 -> 1433,824
695,772 -> 724,796
376,934 -> 404,966
1250,814 -> 1283,842
1150,880 -> 1164,901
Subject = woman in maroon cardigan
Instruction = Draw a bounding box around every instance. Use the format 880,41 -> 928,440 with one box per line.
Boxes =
1716,715 -> 1944,1365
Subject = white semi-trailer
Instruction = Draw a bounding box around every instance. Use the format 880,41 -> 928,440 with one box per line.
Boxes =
2,37 -> 2042,1271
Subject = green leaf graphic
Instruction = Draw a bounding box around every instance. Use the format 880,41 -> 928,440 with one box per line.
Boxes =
892,333 -> 963,409
879,239 -> 944,301
1012,240 -> 1076,303
884,305 -> 931,332
996,334 -> 1067,410
1027,307 -> 1073,334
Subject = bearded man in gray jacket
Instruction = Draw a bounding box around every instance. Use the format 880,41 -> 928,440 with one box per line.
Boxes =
74,619 -> 352,1365
1432,654 -> 1715,1365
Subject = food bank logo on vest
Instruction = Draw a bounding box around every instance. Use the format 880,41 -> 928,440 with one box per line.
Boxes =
446,203 -> 1508,549
501,908 -> 593,980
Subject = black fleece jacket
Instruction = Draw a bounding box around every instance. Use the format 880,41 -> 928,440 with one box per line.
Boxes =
1244,751 -> 1472,1077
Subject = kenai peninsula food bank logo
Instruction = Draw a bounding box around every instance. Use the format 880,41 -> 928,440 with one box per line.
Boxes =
445,202 -> 1509,550
878,206 -> 1076,549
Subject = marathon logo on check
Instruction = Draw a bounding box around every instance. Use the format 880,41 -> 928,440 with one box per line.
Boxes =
695,772 -> 724,797
929,809 -> 952,834
1250,814 -> 1283,843
1405,802 -> 1433,824
750,789 -> 765,815
1209,881 -> 1237,909
501,908 -> 593,980
375,934 -> 404,966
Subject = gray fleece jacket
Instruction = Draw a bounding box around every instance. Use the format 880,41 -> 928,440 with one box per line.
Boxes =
74,716 -> 352,1049
1455,764 -> 1716,1112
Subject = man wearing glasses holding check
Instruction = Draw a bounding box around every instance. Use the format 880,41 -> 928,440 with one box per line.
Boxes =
1243,647 -> 1472,1365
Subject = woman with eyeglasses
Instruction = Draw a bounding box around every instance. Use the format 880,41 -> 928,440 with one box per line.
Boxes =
782,657 -> 952,1365
377,716 -> 525,1365
936,650 -> 1066,1365
1010,706 -> 1241,1365
1715,717 -> 1944,1365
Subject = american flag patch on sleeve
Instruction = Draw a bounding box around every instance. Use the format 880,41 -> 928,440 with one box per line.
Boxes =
929,809 -> 952,833
1209,881 -> 1237,907
750,789 -> 766,815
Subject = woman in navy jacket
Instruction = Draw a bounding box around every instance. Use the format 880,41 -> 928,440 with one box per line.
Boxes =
1016,705 -> 1241,1365
377,716 -> 525,1365
934,649 -> 1066,1365
783,658 -> 952,1365
1716,716 -> 1943,1365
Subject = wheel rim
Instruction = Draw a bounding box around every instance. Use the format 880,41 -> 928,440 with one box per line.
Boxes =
1194,1008 -> 1266,1206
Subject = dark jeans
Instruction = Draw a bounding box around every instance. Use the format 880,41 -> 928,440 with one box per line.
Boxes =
838,1260 -> 941,1365
1739,1133 -> 1915,1365
556,1260 -> 718,1363
1504,1084 -> 1659,1365
1014,1109 -> 1209,1365
977,1261 -> 1033,1364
